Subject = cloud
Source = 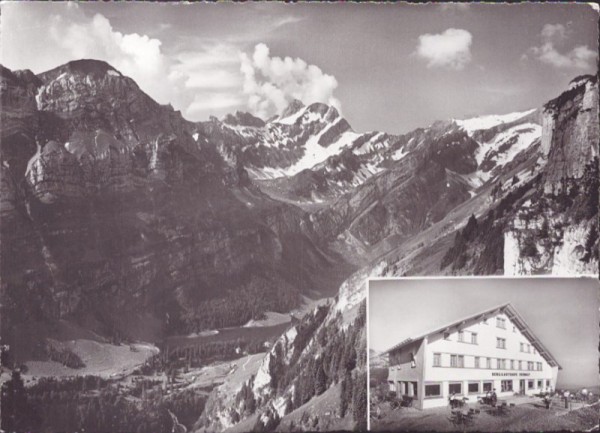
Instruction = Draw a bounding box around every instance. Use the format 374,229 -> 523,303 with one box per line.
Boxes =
239,43 -> 341,119
527,23 -> 597,69
415,28 -> 473,70
0,2 -> 246,121
0,4 -> 330,121
187,93 -> 243,118
48,12 -> 174,104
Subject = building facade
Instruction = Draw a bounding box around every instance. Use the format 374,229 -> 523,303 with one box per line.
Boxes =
385,303 -> 561,409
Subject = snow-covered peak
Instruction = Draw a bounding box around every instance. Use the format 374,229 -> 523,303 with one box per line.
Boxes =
275,107 -> 306,125
454,109 -> 536,135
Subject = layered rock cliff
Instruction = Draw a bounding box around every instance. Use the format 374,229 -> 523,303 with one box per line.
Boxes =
504,75 -> 599,276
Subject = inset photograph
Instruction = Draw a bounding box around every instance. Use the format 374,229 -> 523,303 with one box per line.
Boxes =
368,277 -> 600,432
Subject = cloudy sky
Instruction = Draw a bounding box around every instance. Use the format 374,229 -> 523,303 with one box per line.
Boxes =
1,2 -> 597,133
369,278 -> 600,389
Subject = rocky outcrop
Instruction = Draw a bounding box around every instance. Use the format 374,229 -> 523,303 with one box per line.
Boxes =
504,218 -> 597,276
503,75 -> 599,276
542,75 -> 599,194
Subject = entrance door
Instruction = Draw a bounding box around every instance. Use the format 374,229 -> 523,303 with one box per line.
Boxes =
519,380 -> 525,395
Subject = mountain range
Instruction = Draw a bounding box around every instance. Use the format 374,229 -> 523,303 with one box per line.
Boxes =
0,59 -> 597,432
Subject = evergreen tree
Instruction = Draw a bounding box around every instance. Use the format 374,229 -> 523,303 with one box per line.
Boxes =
582,224 -> 598,263
351,372 -> 367,431
463,214 -> 478,241
339,371 -> 353,417
315,362 -> 327,395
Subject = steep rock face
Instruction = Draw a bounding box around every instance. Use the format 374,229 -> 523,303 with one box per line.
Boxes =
25,141 -> 87,202
504,217 -> 597,276
0,66 -> 41,221
501,76 -> 599,275
542,75 -> 599,194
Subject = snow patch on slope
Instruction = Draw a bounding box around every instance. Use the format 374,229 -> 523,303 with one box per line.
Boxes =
390,146 -> 408,161
455,109 -> 536,135
257,121 -> 360,178
476,123 -> 542,167
275,109 -> 305,125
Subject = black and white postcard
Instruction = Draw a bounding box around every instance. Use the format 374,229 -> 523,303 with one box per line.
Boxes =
0,2 -> 597,432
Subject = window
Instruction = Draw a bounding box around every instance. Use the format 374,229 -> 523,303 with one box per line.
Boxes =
528,380 -> 534,389
449,382 -> 462,394
520,343 -> 524,352
482,318 -> 488,325
546,380 -> 551,388
497,337 -> 506,349
537,362 -> 542,371
496,317 -> 506,329
496,358 -> 501,369
444,332 -> 450,340
527,344 -> 531,353
533,348 -> 537,355
486,357 -> 491,369
518,360 -> 522,370
458,355 -> 464,368
537,380 -> 542,388
483,382 -> 493,392
412,381 -> 418,398
527,361 -> 534,371
468,382 -> 480,394
471,333 -> 478,344
513,326 -> 517,333
501,380 -> 513,392
458,331 -> 464,342
425,384 -> 442,398
451,355 -> 457,367
510,360 -> 515,370
474,357 -> 480,368
433,353 -> 441,367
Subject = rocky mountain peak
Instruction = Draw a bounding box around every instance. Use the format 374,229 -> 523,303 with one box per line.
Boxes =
568,73 -> 596,89
305,102 -> 340,121
38,59 -> 122,83
222,110 -> 265,127
279,98 -> 305,119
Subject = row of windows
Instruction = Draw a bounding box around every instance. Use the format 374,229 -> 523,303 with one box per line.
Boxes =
433,353 -> 543,371
447,330 -> 479,344
424,379 -> 552,398
443,330 -> 538,355
520,342 -> 537,354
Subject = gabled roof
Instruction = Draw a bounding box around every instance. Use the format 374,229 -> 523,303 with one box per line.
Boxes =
382,303 -> 561,369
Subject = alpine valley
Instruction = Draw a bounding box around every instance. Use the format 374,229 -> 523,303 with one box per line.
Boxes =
0,60 -> 597,432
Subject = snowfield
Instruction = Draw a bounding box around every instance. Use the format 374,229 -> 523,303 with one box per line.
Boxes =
476,123 -> 542,168
455,109 -> 536,135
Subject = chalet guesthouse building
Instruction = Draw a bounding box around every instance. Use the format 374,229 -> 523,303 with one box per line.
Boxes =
385,303 -> 561,409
